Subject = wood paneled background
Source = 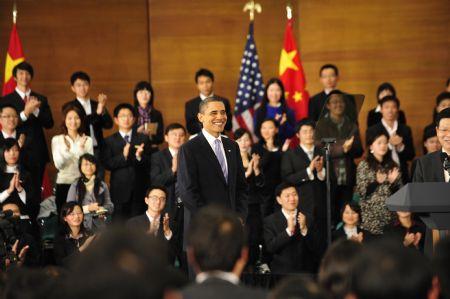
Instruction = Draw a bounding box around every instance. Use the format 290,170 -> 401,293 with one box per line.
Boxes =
1,0 -> 449,180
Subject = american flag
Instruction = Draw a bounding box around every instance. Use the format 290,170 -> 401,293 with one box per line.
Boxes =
232,22 -> 265,135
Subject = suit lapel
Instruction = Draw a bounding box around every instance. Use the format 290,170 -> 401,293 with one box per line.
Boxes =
198,133 -> 227,184
296,146 -> 311,162
432,152 -> 446,182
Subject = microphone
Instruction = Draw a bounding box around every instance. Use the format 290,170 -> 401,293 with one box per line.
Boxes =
0,210 -> 14,219
440,152 -> 450,171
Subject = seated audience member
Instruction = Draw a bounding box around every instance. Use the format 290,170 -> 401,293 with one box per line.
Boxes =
0,104 -> 27,149
264,182 -> 320,274
345,240 -> 438,299
433,238 -> 450,299
53,202 -> 95,267
182,205 -> 266,299
356,128 -> 401,235
63,71 -> 113,179
253,118 -> 288,217
126,186 -> 176,261
384,211 -> 425,252
66,154 -> 113,231
332,202 -> 365,243
52,105 -> 93,213
103,103 -> 151,219
366,82 -> 406,127
270,277 -> 329,299
366,95 -> 415,183
281,119 -> 326,237
319,239 -> 363,299
185,68 -> 233,135
0,138 -> 33,214
133,81 -> 164,154
423,92 -> 450,140
1,203 -> 41,267
234,128 -> 265,270
315,90 -> 363,212
254,78 -> 295,143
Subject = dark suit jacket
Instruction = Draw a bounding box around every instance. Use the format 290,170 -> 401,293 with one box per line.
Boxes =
62,99 -> 113,148
184,96 -> 232,135
151,148 -> 177,215
102,131 -> 151,204
413,151 -> 446,182
367,122 -> 415,183
0,169 -> 33,214
264,210 -> 319,274
182,277 -> 267,299
281,146 -> 326,222
2,90 -> 54,165
367,108 -> 407,128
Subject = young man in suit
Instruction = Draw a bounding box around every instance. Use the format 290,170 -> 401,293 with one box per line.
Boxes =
366,96 -> 415,183
178,97 -> 248,248
126,186 -> 176,263
264,183 -> 320,274
62,71 -> 113,178
184,68 -> 232,135
308,64 -> 340,122
414,108 -> 450,183
1,61 -> 54,219
281,119 -> 327,241
182,205 -> 266,299
103,103 -> 151,220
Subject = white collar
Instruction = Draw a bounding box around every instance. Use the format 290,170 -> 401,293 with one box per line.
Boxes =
381,118 -> 398,134
196,271 -> 239,285
145,211 -> 161,223
168,147 -> 178,157
300,144 -> 314,155
281,208 -> 297,221
324,88 -> 334,95
119,130 -> 132,139
343,225 -> 358,238
2,130 -> 17,139
15,87 -> 31,99
200,93 -> 214,101
6,165 -> 18,173
202,128 -> 222,144
76,97 -> 90,104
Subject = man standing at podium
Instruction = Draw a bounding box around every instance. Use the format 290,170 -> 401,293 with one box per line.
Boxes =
413,108 -> 450,183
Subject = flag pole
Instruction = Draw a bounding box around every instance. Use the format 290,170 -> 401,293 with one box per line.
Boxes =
243,1 -> 262,21
13,1 -> 17,24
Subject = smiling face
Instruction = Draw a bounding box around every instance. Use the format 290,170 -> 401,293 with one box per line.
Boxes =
4,145 -> 20,166
80,158 -> 96,178
0,107 -> 18,132
145,188 -> 167,215
165,128 -> 186,150
260,120 -> 278,141
267,82 -> 282,106
327,94 -> 346,118
437,118 -> 450,152
136,89 -> 152,108
342,204 -> 359,226
198,100 -> 226,137
71,79 -> 90,99
236,132 -> 252,153
370,135 -> 389,158
65,110 -> 81,133
276,186 -> 299,212
114,108 -> 135,131
64,205 -> 84,228
14,69 -> 32,89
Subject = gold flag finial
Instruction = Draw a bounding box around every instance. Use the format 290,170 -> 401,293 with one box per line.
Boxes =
286,5 -> 293,20
13,1 -> 17,24
243,1 -> 262,21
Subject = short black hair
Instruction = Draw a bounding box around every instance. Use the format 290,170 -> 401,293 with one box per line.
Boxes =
70,71 -> 91,85
187,205 -> 246,272
233,128 -> 251,141
198,96 -> 224,114
436,107 -> 450,128
0,103 -> 18,114
320,64 -> 339,77
113,103 -> 136,118
379,95 -> 400,108
13,61 -> 34,78
275,182 -> 297,198
436,91 -> 450,106
295,118 -> 315,133
195,68 -> 214,83
133,81 -> 154,108
146,185 -> 168,198
340,201 -> 361,221
61,105 -> 86,135
376,82 -> 397,100
164,123 -> 186,135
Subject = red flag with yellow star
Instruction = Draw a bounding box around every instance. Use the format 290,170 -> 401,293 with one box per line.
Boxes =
279,19 -> 309,121
2,23 -> 25,96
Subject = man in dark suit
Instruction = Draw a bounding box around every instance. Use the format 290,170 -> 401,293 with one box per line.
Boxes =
62,71 -> 113,178
184,68 -> 232,135
178,97 -> 248,246
182,205 -> 266,299
414,108 -> 450,183
103,103 -> 151,220
126,186 -> 176,263
367,96 -> 415,183
281,119 -> 327,240
264,183 -> 320,274
1,62 -> 54,219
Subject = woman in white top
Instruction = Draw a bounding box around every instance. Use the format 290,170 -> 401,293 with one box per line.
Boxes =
52,105 -> 93,213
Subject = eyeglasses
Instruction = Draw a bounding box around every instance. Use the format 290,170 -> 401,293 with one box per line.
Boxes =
148,196 -> 166,202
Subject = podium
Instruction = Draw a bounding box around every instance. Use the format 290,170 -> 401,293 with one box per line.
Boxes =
387,183 -> 450,252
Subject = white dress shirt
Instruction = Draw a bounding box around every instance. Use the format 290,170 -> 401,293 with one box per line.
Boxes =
202,128 -> 228,174
52,134 -> 94,184
0,165 -> 26,204
145,211 -> 172,240
196,271 -> 239,285
16,87 -> 39,121
76,97 -> 98,147
200,93 -> 214,101
1,130 -> 17,139
343,225 -> 358,239
381,119 -> 404,165
281,208 -> 307,236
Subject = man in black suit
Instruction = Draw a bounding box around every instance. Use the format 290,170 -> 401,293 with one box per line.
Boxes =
178,97 -> 248,245
264,183 -> 320,274
182,205 -> 266,299
0,104 -> 27,148
1,62 -> 54,219
367,96 -> 415,183
62,71 -> 113,178
103,103 -> 151,220
414,108 -> 450,183
281,119 -> 327,240
184,68 -> 232,135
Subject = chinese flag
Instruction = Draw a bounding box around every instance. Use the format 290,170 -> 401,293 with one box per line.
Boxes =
279,19 -> 309,121
2,23 -> 25,96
